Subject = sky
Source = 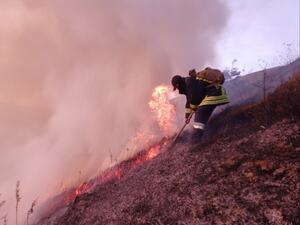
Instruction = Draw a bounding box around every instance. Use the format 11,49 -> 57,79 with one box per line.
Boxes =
216,0 -> 300,73
0,1 -> 299,224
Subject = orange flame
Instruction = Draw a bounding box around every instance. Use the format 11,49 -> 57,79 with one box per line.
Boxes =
126,131 -> 155,155
41,140 -> 170,219
148,85 -> 177,137
125,85 -> 176,155
146,146 -> 160,160
75,182 -> 92,196
42,85 -> 176,217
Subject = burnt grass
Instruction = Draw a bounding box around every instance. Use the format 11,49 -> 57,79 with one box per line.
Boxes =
39,75 -> 300,225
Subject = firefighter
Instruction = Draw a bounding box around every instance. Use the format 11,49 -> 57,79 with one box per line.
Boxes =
171,67 -> 229,142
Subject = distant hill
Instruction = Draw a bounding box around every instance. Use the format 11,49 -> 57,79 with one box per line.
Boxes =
170,58 -> 300,120
224,57 -> 300,106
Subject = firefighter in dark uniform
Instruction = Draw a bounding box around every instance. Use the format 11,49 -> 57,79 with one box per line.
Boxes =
171,68 -> 229,142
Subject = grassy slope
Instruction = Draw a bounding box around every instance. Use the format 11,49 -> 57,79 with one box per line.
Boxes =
41,74 -> 300,225
207,73 -> 300,140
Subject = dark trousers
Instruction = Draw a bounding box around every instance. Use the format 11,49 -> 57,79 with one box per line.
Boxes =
193,105 -> 216,130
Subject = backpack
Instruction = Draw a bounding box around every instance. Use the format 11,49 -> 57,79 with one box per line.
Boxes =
196,67 -> 225,84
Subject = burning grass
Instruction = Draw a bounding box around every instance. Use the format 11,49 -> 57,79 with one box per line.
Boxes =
76,138 -> 168,195
46,119 -> 300,225
149,85 -> 177,136
38,84 -> 177,218
36,73 -> 300,225
38,138 -> 170,219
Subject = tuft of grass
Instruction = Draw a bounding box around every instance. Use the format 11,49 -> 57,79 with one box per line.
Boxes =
240,73 -> 300,124
0,194 -> 7,225
0,194 -> 5,209
15,181 -> 21,225
26,199 -> 38,225
207,73 -> 300,140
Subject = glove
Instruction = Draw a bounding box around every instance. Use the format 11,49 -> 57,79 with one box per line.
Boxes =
185,112 -> 191,119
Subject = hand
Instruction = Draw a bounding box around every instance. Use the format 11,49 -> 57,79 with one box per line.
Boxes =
185,112 -> 191,119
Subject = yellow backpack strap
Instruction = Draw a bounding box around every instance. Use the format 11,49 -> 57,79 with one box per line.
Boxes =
196,76 -> 213,84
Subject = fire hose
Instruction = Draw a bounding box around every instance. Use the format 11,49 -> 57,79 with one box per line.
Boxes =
170,111 -> 195,147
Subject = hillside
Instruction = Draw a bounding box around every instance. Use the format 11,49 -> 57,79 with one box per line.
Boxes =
38,74 -> 300,225
224,57 -> 300,106
170,58 -> 300,120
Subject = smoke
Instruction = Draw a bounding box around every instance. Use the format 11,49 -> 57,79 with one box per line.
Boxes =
0,0 -> 229,223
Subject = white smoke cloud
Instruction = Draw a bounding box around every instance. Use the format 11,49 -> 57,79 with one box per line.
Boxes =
0,0 -> 229,223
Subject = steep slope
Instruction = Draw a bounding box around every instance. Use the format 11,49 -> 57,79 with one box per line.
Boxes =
38,75 -> 300,225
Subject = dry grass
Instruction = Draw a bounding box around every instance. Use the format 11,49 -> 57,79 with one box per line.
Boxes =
0,194 -> 6,225
0,194 -> 5,209
241,73 -> 300,124
26,199 -> 38,225
16,181 -> 21,225
0,194 -> 7,225
43,119 -> 300,225
207,73 -> 300,140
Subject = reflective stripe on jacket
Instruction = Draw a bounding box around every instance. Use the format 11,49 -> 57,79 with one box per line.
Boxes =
185,76 -> 229,110
199,85 -> 229,106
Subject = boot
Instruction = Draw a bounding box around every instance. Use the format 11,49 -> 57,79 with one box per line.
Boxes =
190,128 -> 204,145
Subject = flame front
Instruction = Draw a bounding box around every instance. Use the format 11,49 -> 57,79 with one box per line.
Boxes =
146,146 -> 160,160
43,85 -> 176,217
148,85 -> 177,137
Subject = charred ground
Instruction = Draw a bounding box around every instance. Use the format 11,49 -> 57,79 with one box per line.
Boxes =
38,74 -> 300,225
